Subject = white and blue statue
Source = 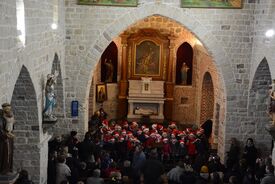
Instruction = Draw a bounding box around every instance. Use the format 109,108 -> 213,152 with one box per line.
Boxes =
43,70 -> 59,121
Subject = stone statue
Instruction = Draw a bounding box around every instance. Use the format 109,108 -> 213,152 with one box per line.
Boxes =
269,79 -> 275,125
43,70 -> 59,121
0,103 -> 15,174
181,62 -> 189,85
104,59 -> 114,83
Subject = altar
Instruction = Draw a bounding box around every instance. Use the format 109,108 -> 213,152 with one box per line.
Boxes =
127,78 -> 165,121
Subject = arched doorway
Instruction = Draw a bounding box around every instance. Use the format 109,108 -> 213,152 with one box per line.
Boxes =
200,72 -> 214,124
11,65 -> 40,183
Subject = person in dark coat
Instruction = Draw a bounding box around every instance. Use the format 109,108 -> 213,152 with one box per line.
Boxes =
132,145 -> 146,184
242,167 -> 255,184
77,132 -> 95,163
223,164 -> 242,183
226,137 -> 240,170
243,138 -> 258,170
65,131 -> 79,155
140,150 -> 165,184
47,151 -> 57,184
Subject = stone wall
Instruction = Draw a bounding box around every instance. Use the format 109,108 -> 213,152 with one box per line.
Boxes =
0,0 -> 65,183
1,1 -> 275,182
248,0 -> 275,163
250,0 -> 275,80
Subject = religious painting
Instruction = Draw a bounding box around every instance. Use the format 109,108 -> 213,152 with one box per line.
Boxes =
96,84 -> 107,103
78,0 -> 138,7
181,0 -> 242,9
134,40 -> 161,76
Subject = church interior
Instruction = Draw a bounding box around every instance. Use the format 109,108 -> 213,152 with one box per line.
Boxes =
0,0 -> 275,183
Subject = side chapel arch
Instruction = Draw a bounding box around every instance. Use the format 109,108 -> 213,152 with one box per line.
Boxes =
100,41 -> 118,83
11,65 -> 40,183
176,42 -> 193,85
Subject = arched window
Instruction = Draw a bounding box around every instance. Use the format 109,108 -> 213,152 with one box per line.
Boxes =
176,42 -> 193,85
16,0 -> 25,46
52,0 -> 58,30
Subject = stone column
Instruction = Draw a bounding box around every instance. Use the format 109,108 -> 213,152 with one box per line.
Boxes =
117,35 -> 129,119
164,38 -> 175,120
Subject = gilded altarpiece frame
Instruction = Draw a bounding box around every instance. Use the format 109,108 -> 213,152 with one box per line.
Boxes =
127,30 -> 169,80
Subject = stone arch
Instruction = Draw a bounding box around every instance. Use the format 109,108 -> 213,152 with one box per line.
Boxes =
50,53 -> 64,117
247,58 -> 272,156
11,65 -> 40,183
69,4 -> 229,155
200,72 -> 214,124
82,4 -> 230,112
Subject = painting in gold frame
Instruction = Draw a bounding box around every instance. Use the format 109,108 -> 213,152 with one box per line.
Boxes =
181,0 -> 242,9
96,84 -> 107,103
134,40 -> 161,77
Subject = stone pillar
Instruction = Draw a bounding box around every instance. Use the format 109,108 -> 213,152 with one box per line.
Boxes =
164,38 -> 175,120
117,35 -> 129,119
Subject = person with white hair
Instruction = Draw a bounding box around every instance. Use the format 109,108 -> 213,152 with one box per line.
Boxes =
86,169 -> 104,184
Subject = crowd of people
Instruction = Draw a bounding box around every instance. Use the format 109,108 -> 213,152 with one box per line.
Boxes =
41,109 -> 275,184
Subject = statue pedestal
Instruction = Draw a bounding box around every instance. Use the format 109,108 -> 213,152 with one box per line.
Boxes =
42,117 -> 58,133
265,123 -> 275,165
0,173 -> 19,184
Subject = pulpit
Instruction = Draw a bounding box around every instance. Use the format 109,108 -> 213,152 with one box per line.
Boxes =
127,78 -> 165,121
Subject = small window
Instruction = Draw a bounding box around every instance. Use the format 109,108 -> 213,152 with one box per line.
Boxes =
16,0 -> 25,46
52,0 -> 58,30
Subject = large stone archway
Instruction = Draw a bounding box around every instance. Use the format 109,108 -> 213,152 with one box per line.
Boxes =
66,3 -> 234,159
